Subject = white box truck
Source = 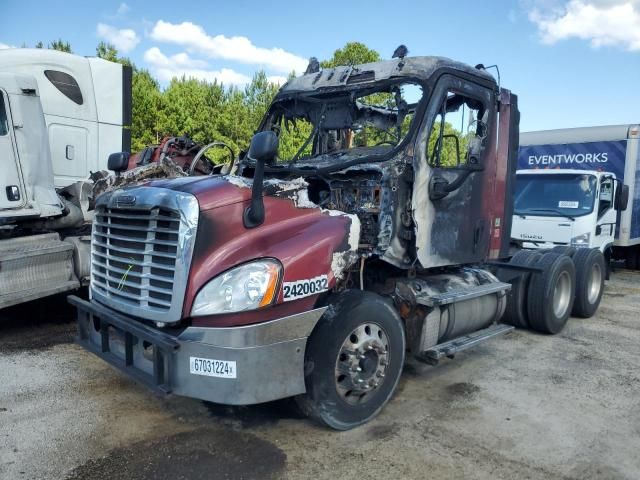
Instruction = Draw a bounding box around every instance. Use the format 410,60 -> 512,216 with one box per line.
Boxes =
0,48 -> 131,309
512,125 -> 639,268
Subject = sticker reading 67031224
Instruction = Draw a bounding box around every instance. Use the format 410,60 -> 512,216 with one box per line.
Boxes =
283,274 -> 328,302
189,356 -> 236,379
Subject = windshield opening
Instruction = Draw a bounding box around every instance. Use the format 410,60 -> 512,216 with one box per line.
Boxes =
514,173 -> 598,218
266,81 -> 424,164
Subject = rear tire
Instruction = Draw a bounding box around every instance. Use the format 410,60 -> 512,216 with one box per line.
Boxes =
296,290 -> 405,430
572,248 -> 605,318
502,250 -> 542,329
550,246 -> 576,257
527,253 -> 576,334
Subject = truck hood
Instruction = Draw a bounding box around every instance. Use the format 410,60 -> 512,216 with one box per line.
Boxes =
146,175 -> 251,210
98,176 -> 362,328
511,215 -> 574,244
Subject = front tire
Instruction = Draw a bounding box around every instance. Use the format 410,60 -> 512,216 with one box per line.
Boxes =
296,290 -> 405,430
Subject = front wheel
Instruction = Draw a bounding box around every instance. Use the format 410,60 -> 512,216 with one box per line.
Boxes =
296,290 -> 405,430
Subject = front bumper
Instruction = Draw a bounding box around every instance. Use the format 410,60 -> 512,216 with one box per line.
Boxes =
69,296 -> 326,405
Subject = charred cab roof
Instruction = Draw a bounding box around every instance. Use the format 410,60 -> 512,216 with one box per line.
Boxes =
277,56 -> 497,96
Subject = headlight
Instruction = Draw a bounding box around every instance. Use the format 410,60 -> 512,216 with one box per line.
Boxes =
191,259 -> 281,316
570,232 -> 591,248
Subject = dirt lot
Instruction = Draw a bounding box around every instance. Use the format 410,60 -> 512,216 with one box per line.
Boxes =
1,273 -> 639,480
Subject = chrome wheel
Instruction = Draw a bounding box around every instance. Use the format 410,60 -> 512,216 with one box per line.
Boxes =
334,323 -> 389,405
553,271 -> 572,318
587,262 -> 603,304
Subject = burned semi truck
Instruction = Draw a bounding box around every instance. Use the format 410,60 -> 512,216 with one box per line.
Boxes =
70,54 -> 590,430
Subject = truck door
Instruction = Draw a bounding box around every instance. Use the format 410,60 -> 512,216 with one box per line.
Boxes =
412,74 -> 496,267
595,175 -> 616,249
0,89 -> 25,209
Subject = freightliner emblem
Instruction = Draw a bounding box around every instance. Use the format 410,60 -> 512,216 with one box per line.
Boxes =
116,194 -> 136,206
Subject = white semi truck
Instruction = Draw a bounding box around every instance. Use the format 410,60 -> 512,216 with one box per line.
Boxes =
512,125 -> 639,267
0,48 -> 131,309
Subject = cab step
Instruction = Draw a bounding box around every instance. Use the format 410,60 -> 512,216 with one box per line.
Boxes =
418,323 -> 514,365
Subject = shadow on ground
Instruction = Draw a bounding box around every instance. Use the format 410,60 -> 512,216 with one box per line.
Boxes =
0,289 -> 87,354
65,427 -> 286,480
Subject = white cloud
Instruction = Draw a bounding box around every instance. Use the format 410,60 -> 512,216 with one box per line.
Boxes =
529,0 -> 640,50
149,20 -> 307,74
0,43 -> 15,49
144,47 -> 208,69
116,3 -> 130,15
143,47 -> 251,85
96,23 -> 140,53
267,75 -> 288,86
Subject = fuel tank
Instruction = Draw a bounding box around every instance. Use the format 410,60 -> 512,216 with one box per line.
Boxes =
397,268 -> 507,351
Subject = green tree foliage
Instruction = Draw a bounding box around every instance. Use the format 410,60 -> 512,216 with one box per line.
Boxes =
96,42 -> 119,62
278,119 -> 314,160
428,120 -> 471,167
243,71 -> 279,132
320,42 -> 381,68
96,42 -> 133,67
131,69 -> 162,151
32,39 -> 71,51
48,39 -> 72,53
94,40 -> 468,167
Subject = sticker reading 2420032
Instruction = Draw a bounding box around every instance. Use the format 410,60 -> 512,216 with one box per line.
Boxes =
283,274 -> 328,302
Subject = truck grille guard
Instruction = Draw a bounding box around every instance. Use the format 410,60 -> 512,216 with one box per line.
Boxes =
70,295 -> 179,394
90,187 -> 199,324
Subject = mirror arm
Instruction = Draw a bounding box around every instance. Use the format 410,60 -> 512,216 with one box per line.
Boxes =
242,130 -> 279,228
243,158 -> 266,228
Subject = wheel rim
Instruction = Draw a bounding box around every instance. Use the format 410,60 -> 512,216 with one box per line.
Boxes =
334,323 -> 390,405
553,271 -> 572,318
587,262 -> 602,304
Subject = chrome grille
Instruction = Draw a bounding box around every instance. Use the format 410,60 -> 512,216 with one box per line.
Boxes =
90,187 -> 199,323
92,207 -> 179,310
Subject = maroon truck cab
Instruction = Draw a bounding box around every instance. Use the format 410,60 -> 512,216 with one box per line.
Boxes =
70,55 -> 525,429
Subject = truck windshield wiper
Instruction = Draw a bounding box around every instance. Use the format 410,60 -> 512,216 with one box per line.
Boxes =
522,208 -> 575,221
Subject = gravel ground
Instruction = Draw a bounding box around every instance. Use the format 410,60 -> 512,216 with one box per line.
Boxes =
1,273 -> 639,480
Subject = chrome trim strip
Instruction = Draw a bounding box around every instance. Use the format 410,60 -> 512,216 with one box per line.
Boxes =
177,307 -> 327,348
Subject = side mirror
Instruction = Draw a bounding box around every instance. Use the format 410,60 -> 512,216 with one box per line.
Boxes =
248,131 -> 279,165
615,184 -> 629,211
108,152 -> 130,176
244,131 -> 279,228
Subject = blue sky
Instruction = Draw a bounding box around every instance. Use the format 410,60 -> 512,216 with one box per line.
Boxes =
1,0 -> 639,131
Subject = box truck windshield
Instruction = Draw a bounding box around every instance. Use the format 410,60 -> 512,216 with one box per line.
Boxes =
515,173 -> 597,218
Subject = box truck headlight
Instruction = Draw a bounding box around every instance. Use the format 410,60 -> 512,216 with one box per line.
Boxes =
570,232 -> 591,248
191,259 -> 281,316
